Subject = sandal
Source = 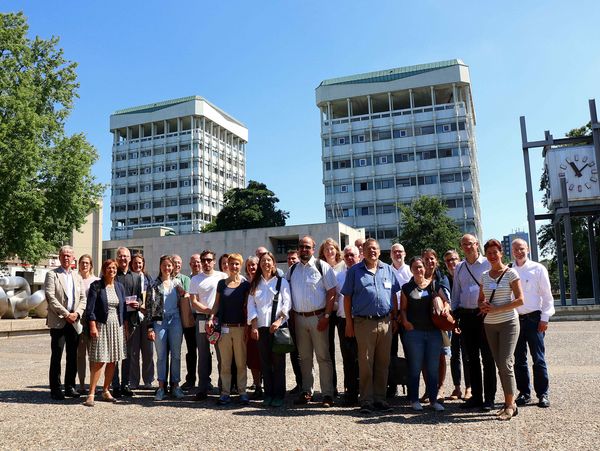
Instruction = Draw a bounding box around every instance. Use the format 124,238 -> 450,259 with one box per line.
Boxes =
102,391 -> 118,403
449,388 -> 462,400
83,396 -> 95,407
498,404 -> 518,420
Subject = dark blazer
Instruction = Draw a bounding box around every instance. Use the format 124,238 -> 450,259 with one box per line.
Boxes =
86,279 -> 126,325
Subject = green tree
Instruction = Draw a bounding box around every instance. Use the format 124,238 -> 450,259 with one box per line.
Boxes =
395,195 -> 462,259
537,122 -> 599,297
202,180 -> 289,232
0,12 -> 104,264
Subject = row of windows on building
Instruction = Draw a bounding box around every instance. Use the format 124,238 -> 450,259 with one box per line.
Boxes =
325,196 -> 473,218
323,121 -> 466,147
114,164 -> 243,184
112,196 -> 223,213
112,177 -> 239,196
325,171 -> 471,194
114,143 -> 245,167
115,127 -> 245,150
113,211 -> 214,228
324,146 -> 468,171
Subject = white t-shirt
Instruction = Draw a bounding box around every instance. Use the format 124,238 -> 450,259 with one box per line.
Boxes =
189,271 -> 227,312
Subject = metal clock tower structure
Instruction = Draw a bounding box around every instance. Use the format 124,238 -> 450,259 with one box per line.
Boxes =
520,99 -> 600,306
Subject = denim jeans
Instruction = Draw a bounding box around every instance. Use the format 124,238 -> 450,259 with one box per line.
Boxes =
154,312 -> 183,384
404,328 -> 442,403
514,311 -> 549,398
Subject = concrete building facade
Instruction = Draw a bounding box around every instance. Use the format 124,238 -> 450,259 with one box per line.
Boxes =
109,96 -> 248,240
103,222 -> 364,275
316,59 -> 482,251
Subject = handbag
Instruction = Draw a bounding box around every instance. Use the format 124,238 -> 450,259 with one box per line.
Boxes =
429,283 -> 456,331
271,276 -> 295,354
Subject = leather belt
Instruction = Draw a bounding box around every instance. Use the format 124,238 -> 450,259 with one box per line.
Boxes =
519,310 -> 541,318
194,313 -> 209,319
223,323 -> 245,327
295,308 -> 325,317
355,314 -> 390,320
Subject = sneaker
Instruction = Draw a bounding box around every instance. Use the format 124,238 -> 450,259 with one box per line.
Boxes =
154,387 -> 165,401
516,393 -> 532,406
411,401 -> 423,411
431,402 -> 445,412
172,386 -> 185,399
217,395 -> 231,406
239,394 -> 250,405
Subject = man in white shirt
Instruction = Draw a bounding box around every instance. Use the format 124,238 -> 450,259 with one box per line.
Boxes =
287,236 -> 338,407
388,242 -> 412,398
511,239 -> 555,408
335,245 -> 360,406
189,249 -> 227,400
452,234 -> 496,411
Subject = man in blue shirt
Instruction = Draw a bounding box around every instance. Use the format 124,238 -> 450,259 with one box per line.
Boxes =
342,238 -> 399,413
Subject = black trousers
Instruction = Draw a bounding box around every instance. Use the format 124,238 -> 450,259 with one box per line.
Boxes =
112,312 -> 137,389
289,314 -> 302,388
336,318 -> 359,397
49,324 -> 79,391
450,328 -> 471,388
460,309 -> 496,403
183,325 -> 198,385
257,328 -> 286,399
328,312 -> 338,393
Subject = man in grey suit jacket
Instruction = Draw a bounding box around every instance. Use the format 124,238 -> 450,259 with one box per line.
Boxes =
45,245 -> 86,400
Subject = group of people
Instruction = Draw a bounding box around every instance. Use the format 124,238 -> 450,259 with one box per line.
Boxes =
44,232 -> 554,420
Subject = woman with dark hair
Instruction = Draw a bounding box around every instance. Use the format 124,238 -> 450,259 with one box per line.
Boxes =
244,256 -> 262,398
248,251 -> 291,407
129,253 -> 155,389
400,256 -> 449,412
479,239 -> 524,420
218,254 -> 230,275
209,253 -> 251,405
146,255 -> 189,401
77,254 -> 99,394
422,248 -> 452,403
83,259 -> 126,407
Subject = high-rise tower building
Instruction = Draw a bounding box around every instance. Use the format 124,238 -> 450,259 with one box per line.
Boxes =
109,96 -> 247,239
316,59 -> 482,252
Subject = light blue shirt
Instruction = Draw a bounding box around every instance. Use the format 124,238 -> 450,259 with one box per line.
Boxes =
341,261 -> 399,317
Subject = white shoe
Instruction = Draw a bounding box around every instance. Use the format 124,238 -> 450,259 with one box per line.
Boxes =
431,402 -> 445,412
411,401 -> 423,411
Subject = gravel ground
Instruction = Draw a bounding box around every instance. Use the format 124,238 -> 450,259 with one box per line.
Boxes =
0,320 -> 599,450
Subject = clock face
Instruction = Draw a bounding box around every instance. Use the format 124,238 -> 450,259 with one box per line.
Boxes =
557,153 -> 599,193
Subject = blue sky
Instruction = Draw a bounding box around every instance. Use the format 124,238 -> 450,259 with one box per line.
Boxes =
6,0 -> 600,249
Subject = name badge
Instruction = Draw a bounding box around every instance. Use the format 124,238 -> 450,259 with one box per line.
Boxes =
221,326 -> 230,334
420,290 -> 428,298
197,320 -> 206,333
489,282 -> 498,290
469,285 -> 480,293
383,281 -> 392,289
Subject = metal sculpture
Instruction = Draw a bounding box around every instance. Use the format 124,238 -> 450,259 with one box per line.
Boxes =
0,276 -> 47,319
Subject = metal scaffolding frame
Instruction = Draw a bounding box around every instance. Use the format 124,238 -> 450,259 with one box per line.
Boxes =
520,99 -> 600,306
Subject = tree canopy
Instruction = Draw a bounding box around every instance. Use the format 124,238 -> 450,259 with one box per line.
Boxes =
202,180 -> 289,232
395,195 -> 462,259
0,12 -> 104,264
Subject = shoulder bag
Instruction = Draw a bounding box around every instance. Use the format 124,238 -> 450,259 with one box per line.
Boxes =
271,276 -> 295,354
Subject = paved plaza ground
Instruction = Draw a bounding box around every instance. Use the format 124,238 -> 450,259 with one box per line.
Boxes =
0,320 -> 599,450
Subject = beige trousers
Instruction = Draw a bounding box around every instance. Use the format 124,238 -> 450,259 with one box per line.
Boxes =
295,314 -> 334,397
354,316 -> 392,404
217,326 -> 247,396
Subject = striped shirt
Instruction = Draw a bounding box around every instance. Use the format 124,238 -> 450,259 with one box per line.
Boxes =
481,268 -> 520,324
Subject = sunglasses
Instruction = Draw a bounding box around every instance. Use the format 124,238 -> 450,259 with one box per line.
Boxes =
201,258 -> 213,263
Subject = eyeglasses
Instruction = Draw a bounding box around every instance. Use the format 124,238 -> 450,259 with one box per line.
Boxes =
201,258 -> 213,263
445,258 -> 459,263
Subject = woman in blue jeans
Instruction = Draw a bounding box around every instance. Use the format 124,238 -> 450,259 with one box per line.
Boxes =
400,256 -> 450,412
146,255 -> 189,401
